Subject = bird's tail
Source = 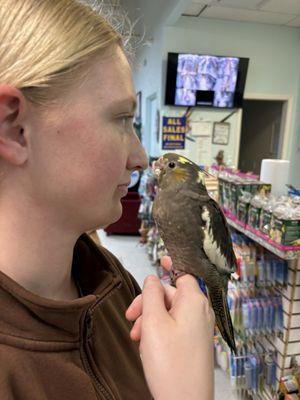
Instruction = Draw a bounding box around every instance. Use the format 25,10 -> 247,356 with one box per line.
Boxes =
207,281 -> 236,354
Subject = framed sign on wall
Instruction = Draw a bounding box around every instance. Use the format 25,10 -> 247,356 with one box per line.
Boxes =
212,122 -> 230,145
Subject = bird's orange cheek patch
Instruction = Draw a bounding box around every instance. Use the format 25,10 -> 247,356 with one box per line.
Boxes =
171,169 -> 188,183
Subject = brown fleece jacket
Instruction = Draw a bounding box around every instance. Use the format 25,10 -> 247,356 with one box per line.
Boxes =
0,234 -> 152,400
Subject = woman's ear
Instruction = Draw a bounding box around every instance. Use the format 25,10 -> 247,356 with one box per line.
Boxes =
0,85 -> 28,166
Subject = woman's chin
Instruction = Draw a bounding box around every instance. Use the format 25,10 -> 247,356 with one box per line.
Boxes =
84,201 -> 123,232
106,203 -> 123,225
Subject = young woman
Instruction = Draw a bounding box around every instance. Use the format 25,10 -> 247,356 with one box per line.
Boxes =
0,1 -> 214,399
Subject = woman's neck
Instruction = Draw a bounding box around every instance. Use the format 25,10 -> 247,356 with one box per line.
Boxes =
0,196 -> 81,301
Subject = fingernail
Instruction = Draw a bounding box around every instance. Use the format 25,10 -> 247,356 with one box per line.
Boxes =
144,275 -> 158,286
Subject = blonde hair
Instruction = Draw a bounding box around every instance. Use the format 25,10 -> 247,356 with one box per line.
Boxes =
0,0 -> 122,106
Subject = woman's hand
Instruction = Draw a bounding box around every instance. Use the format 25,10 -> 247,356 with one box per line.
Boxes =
125,256 -> 215,400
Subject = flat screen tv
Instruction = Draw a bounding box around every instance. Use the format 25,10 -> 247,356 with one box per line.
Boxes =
165,52 -> 249,109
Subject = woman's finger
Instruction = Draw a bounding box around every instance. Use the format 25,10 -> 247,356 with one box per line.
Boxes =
142,275 -> 167,321
163,284 -> 176,309
172,274 -> 212,321
175,273 -> 201,293
130,315 -> 142,342
125,294 -> 142,321
160,255 -> 172,271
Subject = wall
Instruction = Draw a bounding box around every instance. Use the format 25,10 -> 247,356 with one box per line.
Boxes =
132,16 -> 300,185
132,26 -> 164,155
161,107 -> 240,167
289,73 -> 300,186
125,0 -> 188,155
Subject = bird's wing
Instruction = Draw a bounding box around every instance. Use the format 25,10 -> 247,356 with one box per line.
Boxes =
205,264 -> 236,353
200,199 -> 237,274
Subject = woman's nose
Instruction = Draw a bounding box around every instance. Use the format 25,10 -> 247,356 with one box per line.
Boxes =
127,133 -> 149,171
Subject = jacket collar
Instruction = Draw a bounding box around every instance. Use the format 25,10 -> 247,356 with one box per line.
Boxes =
0,234 -> 122,350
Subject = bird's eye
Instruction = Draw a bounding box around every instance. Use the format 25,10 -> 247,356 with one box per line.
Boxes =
168,162 -> 176,169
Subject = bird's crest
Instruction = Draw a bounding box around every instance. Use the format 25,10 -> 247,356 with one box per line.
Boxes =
177,156 -> 193,166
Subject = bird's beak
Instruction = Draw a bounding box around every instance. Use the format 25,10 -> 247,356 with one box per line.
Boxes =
152,156 -> 166,178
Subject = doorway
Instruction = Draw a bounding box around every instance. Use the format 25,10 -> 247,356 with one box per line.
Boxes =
146,93 -> 158,157
238,99 -> 286,174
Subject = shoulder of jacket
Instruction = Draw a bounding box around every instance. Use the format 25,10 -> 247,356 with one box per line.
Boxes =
82,234 -> 141,297
101,245 -> 141,297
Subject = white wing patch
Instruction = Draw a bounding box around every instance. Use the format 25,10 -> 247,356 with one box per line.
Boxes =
201,206 -> 231,273
197,171 -> 205,185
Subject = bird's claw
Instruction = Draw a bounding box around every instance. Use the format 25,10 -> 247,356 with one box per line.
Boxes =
170,268 -> 187,286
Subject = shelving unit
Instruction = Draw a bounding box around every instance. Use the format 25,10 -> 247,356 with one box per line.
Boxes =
226,216 -> 300,261
226,215 -> 300,384
139,169 -> 300,396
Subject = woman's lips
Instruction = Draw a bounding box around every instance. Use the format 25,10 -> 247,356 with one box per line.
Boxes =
118,182 -> 130,188
117,183 -> 129,195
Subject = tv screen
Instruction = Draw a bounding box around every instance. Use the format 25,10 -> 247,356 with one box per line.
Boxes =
165,52 -> 249,109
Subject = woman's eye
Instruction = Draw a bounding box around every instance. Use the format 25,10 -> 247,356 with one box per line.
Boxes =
119,115 -> 134,132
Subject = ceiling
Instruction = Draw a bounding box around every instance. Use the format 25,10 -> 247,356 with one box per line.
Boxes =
182,0 -> 300,27
119,0 -> 190,36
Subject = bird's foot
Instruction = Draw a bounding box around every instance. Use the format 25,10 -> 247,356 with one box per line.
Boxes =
170,268 -> 186,286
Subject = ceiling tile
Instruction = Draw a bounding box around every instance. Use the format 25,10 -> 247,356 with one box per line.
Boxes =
191,0 -> 214,4
260,0 -> 300,15
211,0 -> 265,9
202,6 -> 297,25
286,15 -> 300,26
183,3 -> 206,16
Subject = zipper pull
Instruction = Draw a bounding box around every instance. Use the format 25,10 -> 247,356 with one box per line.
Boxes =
85,312 -> 93,340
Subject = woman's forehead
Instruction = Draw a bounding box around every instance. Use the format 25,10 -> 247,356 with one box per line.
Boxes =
83,48 -> 135,108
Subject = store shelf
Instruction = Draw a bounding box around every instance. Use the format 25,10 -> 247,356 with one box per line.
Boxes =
225,216 -> 300,261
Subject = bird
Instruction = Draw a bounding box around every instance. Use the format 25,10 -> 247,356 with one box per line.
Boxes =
214,150 -> 226,166
152,153 -> 237,353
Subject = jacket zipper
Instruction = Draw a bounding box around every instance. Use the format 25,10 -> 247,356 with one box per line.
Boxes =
81,282 -> 121,400
81,347 -> 112,400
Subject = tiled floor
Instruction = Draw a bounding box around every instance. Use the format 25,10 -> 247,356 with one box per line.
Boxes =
97,230 -> 240,400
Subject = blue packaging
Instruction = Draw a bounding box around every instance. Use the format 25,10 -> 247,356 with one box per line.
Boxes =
265,260 -> 272,286
241,259 -> 247,283
244,360 -> 253,390
230,354 -> 237,388
252,300 -> 258,331
242,301 -> 250,330
267,299 -> 274,331
257,300 -> 263,332
249,261 -> 255,283
250,355 -> 258,391
257,261 -> 265,286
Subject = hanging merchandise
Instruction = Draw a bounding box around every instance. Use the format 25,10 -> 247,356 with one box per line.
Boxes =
214,230 -> 289,399
138,166 -> 157,244
138,165 -> 168,265
228,288 -> 284,337
226,348 -> 277,395
231,232 -> 289,288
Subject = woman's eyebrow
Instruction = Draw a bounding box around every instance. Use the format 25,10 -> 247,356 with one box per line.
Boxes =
108,96 -> 137,113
